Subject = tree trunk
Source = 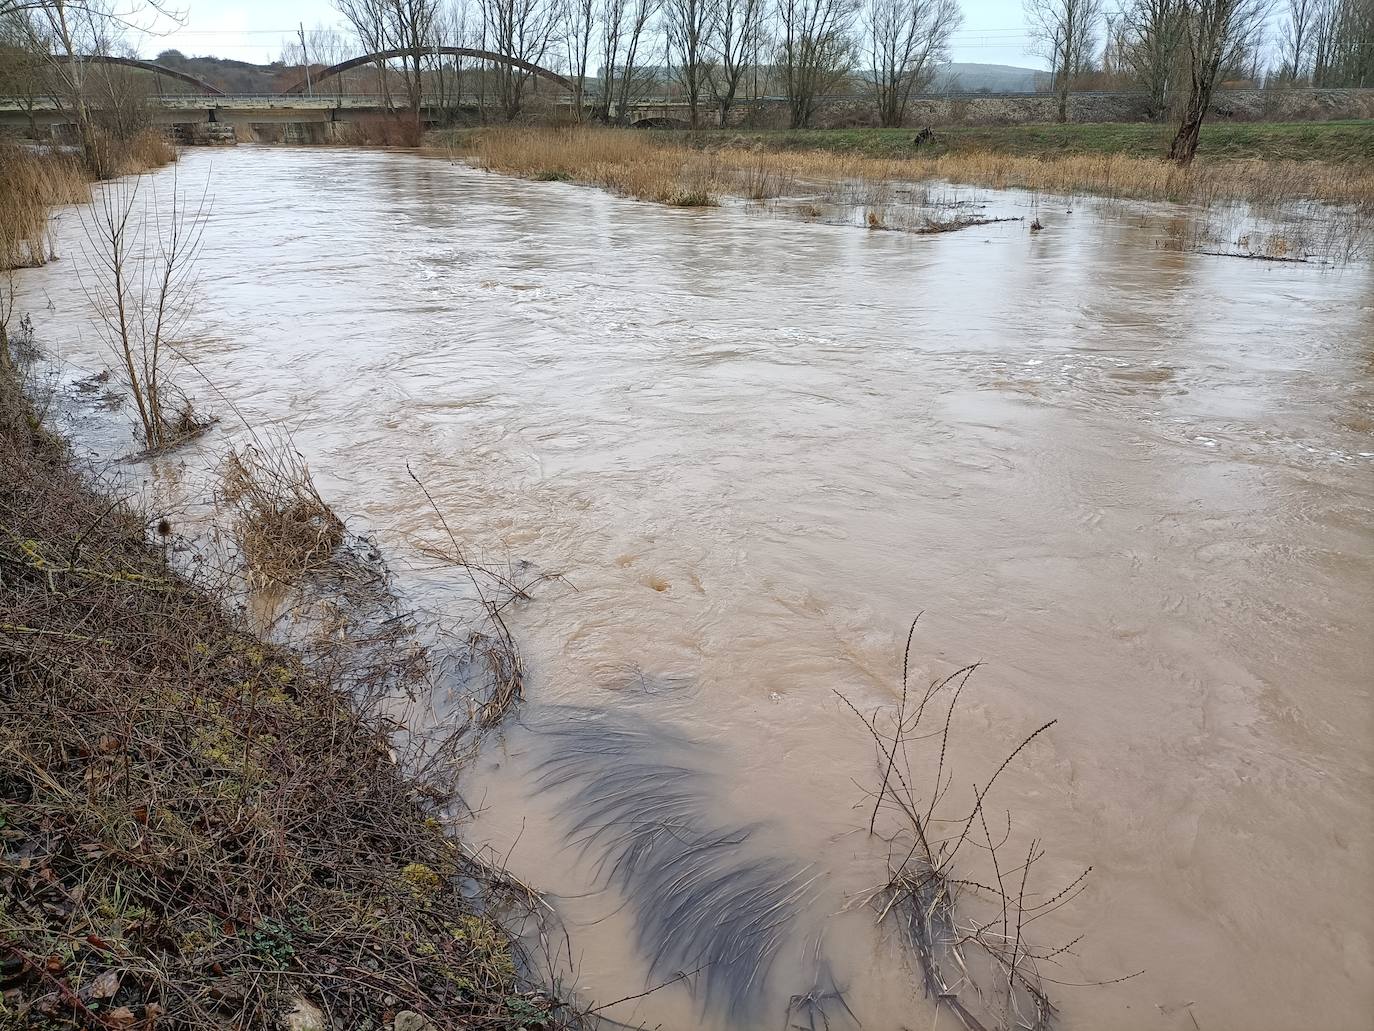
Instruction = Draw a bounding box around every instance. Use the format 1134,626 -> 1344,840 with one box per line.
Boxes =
1168,91 -> 1207,164
1169,65 -> 1216,165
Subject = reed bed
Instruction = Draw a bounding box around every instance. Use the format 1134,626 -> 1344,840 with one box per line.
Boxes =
96,126 -> 177,180
466,126 -> 724,206
0,144 -> 87,271
455,126 -> 1374,212
1,129 -> 176,273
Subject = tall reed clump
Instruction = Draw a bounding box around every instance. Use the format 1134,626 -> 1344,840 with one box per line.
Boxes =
0,143 -> 88,271
93,125 -> 178,179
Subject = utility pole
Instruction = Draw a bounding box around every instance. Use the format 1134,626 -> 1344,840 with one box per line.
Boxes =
298,22 -> 313,97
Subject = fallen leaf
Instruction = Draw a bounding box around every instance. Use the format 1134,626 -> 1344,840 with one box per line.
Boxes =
86,968 -> 120,999
106,1006 -> 137,1027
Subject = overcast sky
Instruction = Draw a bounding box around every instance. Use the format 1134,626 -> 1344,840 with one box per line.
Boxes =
130,0 -> 1047,68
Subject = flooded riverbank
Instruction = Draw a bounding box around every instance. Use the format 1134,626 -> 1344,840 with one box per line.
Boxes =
13,145 -> 1374,1030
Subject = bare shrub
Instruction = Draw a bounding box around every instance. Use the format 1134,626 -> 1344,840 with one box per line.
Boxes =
77,166 -> 210,450
839,621 -> 1138,1031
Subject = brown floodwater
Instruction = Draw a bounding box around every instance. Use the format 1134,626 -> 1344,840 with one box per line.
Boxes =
13,146 -> 1374,1030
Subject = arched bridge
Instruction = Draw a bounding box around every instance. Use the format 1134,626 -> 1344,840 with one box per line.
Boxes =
52,54 -> 225,95
281,46 -> 573,96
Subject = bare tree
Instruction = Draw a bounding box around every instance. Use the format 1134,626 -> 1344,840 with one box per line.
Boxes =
390,0 -> 441,115
280,24 -> 355,100
707,0 -> 762,122
775,0 -> 856,128
334,0 -> 391,101
19,0 -> 181,170
1167,0 -> 1271,163
1115,0 -> 1184,117
597,0 -> 659,122
334,0 -> 442,115
430,0 -> 475,118
480,0 -> 559,119
1278,0 -> 1319,78
32,0 -> 103,166
665,0 -> 716,126
1024,0 -> 1101,122
1311,0 -> 1372,85
863,0 -> 960,127
0,8 -> 49,136
561,0 -> 596,118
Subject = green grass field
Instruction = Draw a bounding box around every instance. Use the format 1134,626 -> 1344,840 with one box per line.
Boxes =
679,120 -> 1374,163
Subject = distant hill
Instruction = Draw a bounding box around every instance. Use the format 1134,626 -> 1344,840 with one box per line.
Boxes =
934,63 -> 1049,93
153,50 -> 292,94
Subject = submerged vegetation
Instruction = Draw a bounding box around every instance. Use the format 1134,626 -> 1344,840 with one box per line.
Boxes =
840,624 -> 1097,1031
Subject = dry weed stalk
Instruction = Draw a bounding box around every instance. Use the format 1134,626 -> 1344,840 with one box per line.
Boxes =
839,618 -> 1134,1031
404,465 -> 572,732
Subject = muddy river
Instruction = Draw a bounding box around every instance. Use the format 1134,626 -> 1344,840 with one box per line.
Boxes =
13,146 -> 1374,1030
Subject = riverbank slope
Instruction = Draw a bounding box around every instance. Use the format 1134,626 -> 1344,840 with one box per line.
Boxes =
0,325 -> 563,1029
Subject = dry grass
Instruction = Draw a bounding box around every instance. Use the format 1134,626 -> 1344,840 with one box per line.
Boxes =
448,126 -> 1374,211
220,441 -> 346,585
920,148 -> 1374,207
460,128 -> 722,206
0,144 -> 88,272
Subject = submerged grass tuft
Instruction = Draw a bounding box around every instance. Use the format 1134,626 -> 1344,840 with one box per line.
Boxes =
220,440 -> 346,584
